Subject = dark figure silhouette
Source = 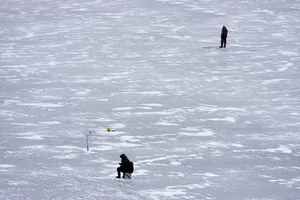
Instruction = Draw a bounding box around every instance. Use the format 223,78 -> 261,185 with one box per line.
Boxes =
220,26 -> 228,48
116,154 -> 132,178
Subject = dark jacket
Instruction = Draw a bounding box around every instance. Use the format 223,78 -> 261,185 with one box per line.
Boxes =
119,154 -> 130,172
221,26 -> 228,38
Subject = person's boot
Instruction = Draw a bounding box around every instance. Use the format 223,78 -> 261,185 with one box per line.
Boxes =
116,170 -> 121,178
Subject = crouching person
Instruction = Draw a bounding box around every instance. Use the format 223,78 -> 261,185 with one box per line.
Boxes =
116,154 -> 134,179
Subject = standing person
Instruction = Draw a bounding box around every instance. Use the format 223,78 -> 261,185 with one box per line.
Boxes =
220,26 -> 228,48
116,154 -> 133,178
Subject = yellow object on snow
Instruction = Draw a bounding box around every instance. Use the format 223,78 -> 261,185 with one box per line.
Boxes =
107,127 -> 112,132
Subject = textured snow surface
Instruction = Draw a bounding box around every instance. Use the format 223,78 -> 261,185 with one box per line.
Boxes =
1,0 -> 300,199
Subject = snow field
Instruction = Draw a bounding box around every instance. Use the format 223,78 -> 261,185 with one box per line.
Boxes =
1,0 -> 300,199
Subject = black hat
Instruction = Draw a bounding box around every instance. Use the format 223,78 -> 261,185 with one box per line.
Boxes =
120,154 -> 126,158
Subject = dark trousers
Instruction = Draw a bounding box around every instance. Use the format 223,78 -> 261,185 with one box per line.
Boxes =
220,37 -> 227,48
117,167 -> 125,178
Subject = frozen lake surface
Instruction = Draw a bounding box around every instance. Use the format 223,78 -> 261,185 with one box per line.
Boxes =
1,0 -> 300,199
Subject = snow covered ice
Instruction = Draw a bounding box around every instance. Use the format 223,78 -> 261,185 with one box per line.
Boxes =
1,0 -> 300,199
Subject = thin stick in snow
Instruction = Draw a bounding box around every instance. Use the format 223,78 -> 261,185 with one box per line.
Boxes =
86,134 -> 89,151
